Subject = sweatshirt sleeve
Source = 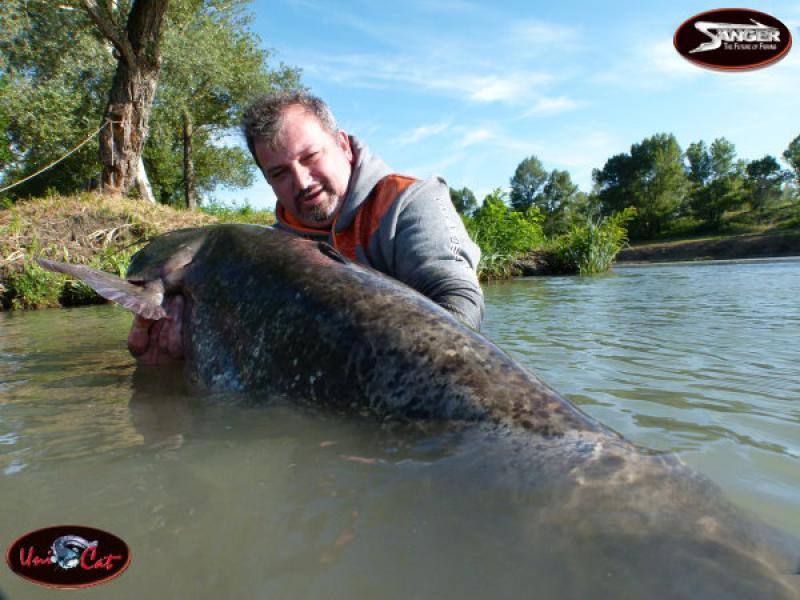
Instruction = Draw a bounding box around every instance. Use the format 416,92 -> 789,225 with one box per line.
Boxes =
374,176 -> 484,330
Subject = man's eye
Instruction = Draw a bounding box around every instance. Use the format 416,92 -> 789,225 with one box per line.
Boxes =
268,169 -> 286,180
302,152 -> 319,164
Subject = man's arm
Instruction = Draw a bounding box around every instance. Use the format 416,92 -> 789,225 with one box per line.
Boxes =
374,176 -> 484,330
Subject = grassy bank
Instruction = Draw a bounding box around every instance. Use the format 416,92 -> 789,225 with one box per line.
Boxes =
0,193 -> 274,310
2,192 -> 636,311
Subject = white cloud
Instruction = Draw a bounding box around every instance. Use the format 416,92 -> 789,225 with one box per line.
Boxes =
469,77 -> 529,103
509,19 -> 581,48
594,39 -> 704,89
397,121 -> 451,145
278,3 -> 577,106
400,151 -> 467,178
301,52 -> 554,104
524,95 -> 582,116
457,128 -> 494,147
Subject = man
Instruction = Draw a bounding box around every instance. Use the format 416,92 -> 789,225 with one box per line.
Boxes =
129,91 -> 483,364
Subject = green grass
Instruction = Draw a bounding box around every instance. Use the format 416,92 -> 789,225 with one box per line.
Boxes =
1,193 -> 275,311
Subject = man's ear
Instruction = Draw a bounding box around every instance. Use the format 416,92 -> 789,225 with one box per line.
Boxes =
337,130 -> 353,162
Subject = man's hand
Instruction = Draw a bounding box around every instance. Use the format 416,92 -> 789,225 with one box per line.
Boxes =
127,295 -> 185,365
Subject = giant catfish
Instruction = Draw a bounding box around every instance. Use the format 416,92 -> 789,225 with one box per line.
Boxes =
38,224 -> 800,598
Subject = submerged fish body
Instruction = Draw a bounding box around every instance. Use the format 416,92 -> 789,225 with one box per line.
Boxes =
120,224 -> 604,436
38,224 -> 800,597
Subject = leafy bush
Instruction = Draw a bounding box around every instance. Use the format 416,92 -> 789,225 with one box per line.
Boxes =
463,189 -> 545,278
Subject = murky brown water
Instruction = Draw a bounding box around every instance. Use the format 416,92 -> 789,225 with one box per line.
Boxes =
1,259 -> 798,598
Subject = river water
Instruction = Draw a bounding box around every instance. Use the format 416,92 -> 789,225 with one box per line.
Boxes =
0,258 -> 798,598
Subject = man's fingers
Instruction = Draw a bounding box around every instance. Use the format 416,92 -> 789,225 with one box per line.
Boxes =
128,295 -> 186,364
128,315 -> 154,357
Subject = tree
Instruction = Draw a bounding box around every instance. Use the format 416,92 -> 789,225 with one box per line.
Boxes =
147,0 -> 299,208
685,141 -> 712,186
783,134 -> 800,190
509,155 -> 547,211
0,76 -> 15,173
686,137 -> 745,227
0,1 -> 115,197
594,133 -> 688,238
745,155 -> 788,212
449,186 -> 478,216
536,169 -> 579,235
75,0 -> 170,195
0,0 -> 298,204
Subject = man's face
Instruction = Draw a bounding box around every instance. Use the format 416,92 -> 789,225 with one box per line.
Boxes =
255,105 -> 353,229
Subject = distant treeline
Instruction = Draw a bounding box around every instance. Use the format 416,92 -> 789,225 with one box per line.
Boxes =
451,133 -> 800,242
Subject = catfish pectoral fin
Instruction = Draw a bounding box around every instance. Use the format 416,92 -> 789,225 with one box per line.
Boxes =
36,258 -> 167,319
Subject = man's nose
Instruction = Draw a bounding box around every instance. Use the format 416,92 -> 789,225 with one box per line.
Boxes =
289,163 -> 312,190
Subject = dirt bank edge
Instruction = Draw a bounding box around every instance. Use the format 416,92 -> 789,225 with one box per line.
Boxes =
616,230 -> 800,263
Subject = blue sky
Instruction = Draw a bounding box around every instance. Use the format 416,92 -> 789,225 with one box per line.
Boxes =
216,0 -> 800,210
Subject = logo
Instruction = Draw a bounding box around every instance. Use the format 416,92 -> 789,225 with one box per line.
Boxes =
5,526 -> 131,589
674,9 -> 792,70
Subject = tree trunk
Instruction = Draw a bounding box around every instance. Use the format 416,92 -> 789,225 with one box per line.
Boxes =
88,0 -> 169,195
183,109 -> 196,210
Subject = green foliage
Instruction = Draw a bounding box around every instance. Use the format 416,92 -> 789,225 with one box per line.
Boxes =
200,202 -> 275,224
509,155 -> 547,211
594,133 -> 689,239
473,253 -> 519,280
745,155 -> 789,212
783,134 -> 800,189
462,188 -> 544,278
538,169 -> 580,235
685,141 -> 712,185
0,0 -> 300,204
551,207 -> 636,275
466,189 -> 545,255
6,260 -> 63,309
449,186 -> 478,216
146,0 -> 301,207
685,137 -> 746,228
0,1 -> 113,197
0,76 -> 14,171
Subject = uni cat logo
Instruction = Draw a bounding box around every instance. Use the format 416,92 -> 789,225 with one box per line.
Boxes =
674,8 -> 792,71
5,525 -> 131,589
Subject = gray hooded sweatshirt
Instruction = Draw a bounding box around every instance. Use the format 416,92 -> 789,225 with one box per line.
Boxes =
274,137 -> 484,330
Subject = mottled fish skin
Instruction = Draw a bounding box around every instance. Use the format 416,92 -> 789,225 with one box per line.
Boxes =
127,224 -> 606,438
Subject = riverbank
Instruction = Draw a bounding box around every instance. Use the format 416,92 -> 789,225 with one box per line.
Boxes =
616,229 -> 800,263
0,193 -> 274,309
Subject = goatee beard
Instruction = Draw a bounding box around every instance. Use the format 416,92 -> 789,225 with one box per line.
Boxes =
299,186 -> 339,224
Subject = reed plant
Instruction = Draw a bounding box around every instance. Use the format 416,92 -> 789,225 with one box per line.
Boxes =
550,207 -> 636,275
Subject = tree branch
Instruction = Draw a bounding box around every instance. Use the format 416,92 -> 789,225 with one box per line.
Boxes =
81,0 -> 135,67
